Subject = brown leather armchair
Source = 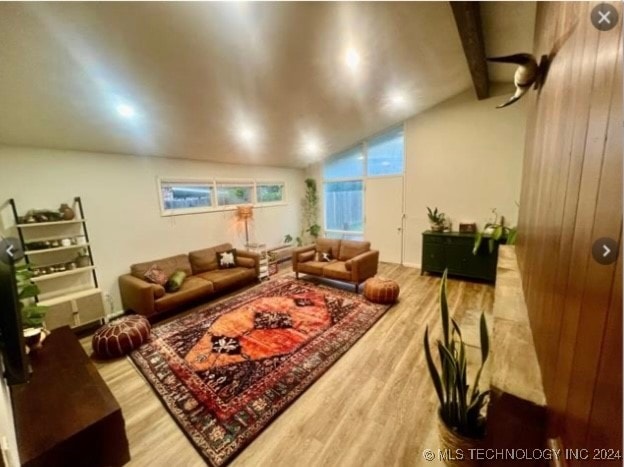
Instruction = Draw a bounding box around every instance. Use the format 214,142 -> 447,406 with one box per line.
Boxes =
292,238 -> 379,292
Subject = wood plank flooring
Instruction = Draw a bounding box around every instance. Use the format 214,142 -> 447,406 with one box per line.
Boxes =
81,263 -> 494,466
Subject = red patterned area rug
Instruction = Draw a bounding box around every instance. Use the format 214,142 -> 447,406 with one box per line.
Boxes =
130,278 -> 392,466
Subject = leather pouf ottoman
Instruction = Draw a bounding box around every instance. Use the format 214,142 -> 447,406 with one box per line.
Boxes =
363,276 -> 400,304
92,315 -> 151,359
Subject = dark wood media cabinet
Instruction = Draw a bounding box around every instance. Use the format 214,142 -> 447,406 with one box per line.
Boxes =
421,231 -> 499,283
11,326 -> 130,467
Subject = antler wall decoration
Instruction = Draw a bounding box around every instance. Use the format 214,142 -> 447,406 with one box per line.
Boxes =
487,53 -> 549,108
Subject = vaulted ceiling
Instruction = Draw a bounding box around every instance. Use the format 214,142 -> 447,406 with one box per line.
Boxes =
0,2 -> 535,168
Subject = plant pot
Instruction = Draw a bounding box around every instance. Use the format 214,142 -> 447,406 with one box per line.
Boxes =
437,412 -> 484,467
430,224 -> 444,232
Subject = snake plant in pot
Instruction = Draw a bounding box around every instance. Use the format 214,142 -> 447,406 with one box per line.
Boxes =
424,270 -> 490,465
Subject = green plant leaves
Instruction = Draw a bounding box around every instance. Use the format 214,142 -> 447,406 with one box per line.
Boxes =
423,268 -> 491,439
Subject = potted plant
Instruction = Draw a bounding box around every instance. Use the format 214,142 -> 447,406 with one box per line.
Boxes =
15,264 -> 49,352
472,208 -> 518,255
427,207 -> 447,232
301,178 -> 321,243
424,270 -> 490,466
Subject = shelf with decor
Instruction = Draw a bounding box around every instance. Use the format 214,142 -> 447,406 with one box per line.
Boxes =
9,197 -> 105,330
245,242 -> 269,281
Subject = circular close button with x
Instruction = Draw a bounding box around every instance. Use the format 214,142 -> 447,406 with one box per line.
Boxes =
591,3 -> 619,32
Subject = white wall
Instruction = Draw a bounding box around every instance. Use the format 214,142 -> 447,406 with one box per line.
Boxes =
403,84 -> 526,266
0,147 -> 305,310
307,84 -> 527,267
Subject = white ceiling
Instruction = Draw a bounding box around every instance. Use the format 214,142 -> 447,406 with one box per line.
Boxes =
0,2 -> 535,168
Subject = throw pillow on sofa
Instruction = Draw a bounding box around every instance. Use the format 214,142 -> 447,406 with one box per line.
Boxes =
144,264 -> 168,286
165,270 -> 187,292
217,249 -> 237,269
315,249 -> 333,262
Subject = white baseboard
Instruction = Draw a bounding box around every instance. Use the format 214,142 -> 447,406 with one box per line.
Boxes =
402,262 -> 421,269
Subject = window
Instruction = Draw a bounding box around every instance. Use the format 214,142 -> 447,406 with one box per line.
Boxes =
158,178 -> 286,216
367,127 -> 404,176
216,182 -> 253,206
324,181 -> 364,234
322,126 -> 404,236
323,146 -> 364,179
160,180 -> 213,214
256,183 -> 285,204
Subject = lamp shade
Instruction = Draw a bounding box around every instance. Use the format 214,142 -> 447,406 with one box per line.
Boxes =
236,205 -> 254,220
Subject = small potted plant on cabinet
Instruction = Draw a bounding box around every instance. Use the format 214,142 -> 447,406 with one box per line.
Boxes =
424,270 -> 490,466
427,207 -> 447,232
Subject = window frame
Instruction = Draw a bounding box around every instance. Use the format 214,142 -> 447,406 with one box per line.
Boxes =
322,124 -> 405,238
157,177 -> 287,217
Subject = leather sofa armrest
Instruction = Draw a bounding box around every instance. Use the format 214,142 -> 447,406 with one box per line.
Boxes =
119,274 -> 157,316
345,250 -> 379,282
292,244 -> 316,272
237,250 -> 260,276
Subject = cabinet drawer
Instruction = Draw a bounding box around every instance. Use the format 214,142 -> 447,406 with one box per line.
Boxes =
422,243 -> 446,271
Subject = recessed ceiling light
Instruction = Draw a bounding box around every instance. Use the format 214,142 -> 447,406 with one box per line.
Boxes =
116,103 -> 136,119
345,48 -> 361,70
388,91 -> 407,108
237,123 -> 259,146
303,138 -> 322,156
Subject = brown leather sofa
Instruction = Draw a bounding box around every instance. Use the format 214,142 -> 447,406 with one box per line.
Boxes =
292,238 -> 379,292
119,243 -> 259,317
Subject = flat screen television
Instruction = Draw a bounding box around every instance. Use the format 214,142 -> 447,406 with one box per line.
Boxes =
0,257 -> 30,385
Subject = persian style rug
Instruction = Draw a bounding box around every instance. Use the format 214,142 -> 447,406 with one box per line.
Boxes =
130,278 -> 392,466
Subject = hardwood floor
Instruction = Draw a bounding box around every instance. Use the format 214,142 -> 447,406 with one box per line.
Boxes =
81,263 -> 494,466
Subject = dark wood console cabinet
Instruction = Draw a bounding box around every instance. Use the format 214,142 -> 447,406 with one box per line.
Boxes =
421,231 -> 499,283
11,326 -> 130,467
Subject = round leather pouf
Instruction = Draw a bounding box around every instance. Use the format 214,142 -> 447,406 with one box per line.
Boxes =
92,315 -> 151,359
363,276 -> 400,304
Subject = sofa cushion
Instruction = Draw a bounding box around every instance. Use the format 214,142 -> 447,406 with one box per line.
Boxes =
338,240 -> 371,261
155,277 -> 214,313
217,249 -> 237,269
196,267 -> 256,292
315,238 -> 341,259
189,244 -> 232,274
165,270 -> 187,293
298,260 -> 332,276
322,261 -> 352,281
143,264 -> 168,286
131,254 -> 192,280
236,256 -> 255,269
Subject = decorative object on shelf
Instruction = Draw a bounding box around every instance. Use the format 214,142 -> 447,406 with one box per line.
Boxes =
487,53 -> 548,108
92,315 -> 151,359
301,178 -> 321,244
427,207 -> 447,232
23,327 -> 50,354
424,270 -> 490,465
75,250 -> 91,268
459,222 -> 477,233
58,203 -> 75,220
473,208 -> 518,255
236,205 -> 254,245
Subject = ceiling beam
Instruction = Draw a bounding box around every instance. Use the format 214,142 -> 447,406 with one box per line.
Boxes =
450,1 -> 490,100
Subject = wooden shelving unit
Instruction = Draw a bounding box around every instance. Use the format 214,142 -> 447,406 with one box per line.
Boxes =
10,197 -> 105,330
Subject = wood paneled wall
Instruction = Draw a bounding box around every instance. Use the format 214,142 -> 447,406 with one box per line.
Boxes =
516,1 -> 622,455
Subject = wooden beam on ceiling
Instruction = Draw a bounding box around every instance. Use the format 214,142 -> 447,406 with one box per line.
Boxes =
450,1 -> 490,100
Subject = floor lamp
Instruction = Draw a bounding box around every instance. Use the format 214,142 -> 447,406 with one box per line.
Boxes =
236,205 -> 253,246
